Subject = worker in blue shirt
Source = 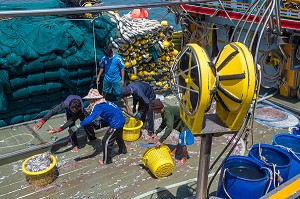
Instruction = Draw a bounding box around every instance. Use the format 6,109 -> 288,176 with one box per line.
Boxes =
96,45 -> 125,100
71,89 -> 127,165
121,82 -> 156,136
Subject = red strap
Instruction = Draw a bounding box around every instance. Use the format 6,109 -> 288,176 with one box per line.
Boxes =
40,119 -> 45,124
57,127 -> 62,132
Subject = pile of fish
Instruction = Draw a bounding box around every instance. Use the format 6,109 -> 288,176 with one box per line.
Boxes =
25,153 -> 52,172
106,11 -> 179,92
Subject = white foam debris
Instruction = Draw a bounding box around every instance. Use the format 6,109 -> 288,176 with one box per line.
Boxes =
113,184 -> 128,192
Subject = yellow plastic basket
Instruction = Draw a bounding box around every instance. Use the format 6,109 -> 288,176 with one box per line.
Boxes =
22,154 -> 57,187
142,145 -> 174,178
122,117 -> 143,142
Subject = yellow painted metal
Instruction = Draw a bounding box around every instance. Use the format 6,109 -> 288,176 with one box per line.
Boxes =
215,42 -> 256,130
280,44 -> 300,98
179,44 -> 216,134
176,42 -> 255,133
268,177 -> 300,199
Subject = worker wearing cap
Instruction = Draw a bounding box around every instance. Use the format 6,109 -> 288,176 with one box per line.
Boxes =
121,82 -> 156,136
33,95 -> 96,153
96,45 -> 125,100
150,99 -> 194,165
70,89 -> 127,165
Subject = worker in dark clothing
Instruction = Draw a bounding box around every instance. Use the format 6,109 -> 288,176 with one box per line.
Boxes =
121,82 -> 156,136
70,89 -> 127,165
150,99 -> 194,165
33,95 -> 96,152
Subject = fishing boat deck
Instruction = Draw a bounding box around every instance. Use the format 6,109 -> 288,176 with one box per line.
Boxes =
0,94 -> 299,199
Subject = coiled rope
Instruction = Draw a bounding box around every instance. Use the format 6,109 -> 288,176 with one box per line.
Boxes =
259,50 -> 284,88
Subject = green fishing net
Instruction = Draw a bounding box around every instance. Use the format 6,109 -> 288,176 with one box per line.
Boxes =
0,0 -> 117,127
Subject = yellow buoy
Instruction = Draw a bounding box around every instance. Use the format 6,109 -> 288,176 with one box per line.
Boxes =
131,59 -> 137,66
138,71 -> 144,76
156,81 -> 163,86
84,3 -> 93,19
150,71 -> 155,75
124,61 -> 130,68
129,74 -> 138,81
172,49 -> 179,56
163,41 -> 170,48
161,20 -> 169,26
143,71 -> 149,76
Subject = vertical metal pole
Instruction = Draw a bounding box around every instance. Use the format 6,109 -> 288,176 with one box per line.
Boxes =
195,134 -> 213,199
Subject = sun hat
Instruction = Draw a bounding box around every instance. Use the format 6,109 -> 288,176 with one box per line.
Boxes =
83,89 -> 103,100
150,99 -> 164,110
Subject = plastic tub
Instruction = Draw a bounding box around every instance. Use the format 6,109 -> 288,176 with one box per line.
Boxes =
248,143 -> 291,190
292,124 -> 300,135
142,145 -> 174,178
22,154 -> 57,187
122,117 -> 143,142
273,133 -> 300,179
217,155 -> 270,199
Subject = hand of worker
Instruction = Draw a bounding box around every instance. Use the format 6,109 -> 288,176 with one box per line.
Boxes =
47,128 -> 62,134
126,106 -> 132,114
33,120 -> 45,131
151,134 -> 157,140
155,141 -> 161,148
135,112 -> 142,120
70,124 -> 81,133
121,80 -> 124,86
132,106 -> 136,114
96,77 -> 100,84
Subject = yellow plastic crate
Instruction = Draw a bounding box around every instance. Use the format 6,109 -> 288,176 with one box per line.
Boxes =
122,117 -> 143,142
142,145 -> 174,178
22,154 -> 57,187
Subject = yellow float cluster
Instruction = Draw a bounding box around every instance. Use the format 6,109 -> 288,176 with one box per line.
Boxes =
116,18 -> 180,92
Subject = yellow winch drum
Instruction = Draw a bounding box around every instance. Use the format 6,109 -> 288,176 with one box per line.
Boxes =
122,117 -> 143,142
22,154 -> 57,187
142,145 -> 174,178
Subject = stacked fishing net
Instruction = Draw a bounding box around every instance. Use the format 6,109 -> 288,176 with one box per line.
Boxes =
109,12 -> 179,92
0,1 -> 118,127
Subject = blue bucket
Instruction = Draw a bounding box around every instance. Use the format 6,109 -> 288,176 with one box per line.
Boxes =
217,155 -> 270,199
292,124 -> 300,135
273,133 -> 300,179
248,143 -> 291,190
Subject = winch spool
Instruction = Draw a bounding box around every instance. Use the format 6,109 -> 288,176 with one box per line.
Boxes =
170,42 -> 256,134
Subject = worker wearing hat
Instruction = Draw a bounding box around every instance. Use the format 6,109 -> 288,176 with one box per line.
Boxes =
150,99 -> 194,165
121,82 -> 156,136
70,89 -> 127,165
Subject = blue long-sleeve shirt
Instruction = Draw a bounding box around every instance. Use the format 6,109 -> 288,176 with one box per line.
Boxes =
80,100 -> 125,129
127,82 -> 156,109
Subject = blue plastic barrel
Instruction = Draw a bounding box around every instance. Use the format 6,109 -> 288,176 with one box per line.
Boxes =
292,125 -> 300,135
248,143 -> 291,190
217,155 -> 270,199
273,133 -> 300,179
